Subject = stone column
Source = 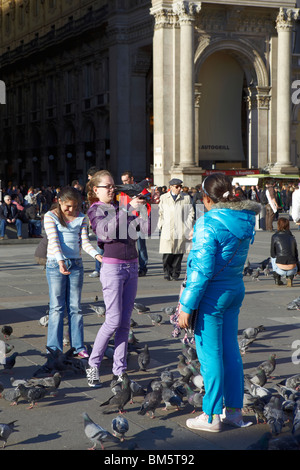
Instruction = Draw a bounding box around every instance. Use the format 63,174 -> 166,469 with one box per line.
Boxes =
175,1 -> 201,167
272,7 -> 300,174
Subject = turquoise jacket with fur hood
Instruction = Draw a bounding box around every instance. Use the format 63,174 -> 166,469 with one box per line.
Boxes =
179,199 -> 261,315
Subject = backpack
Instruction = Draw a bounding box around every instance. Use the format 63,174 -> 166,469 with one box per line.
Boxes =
259,190 -> 268,205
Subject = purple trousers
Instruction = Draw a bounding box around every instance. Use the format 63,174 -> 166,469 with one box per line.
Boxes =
88,261 -> 138,375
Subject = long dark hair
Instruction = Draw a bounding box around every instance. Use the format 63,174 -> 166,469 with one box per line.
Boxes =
56,186 -> 83,227
202,173 -> 237,203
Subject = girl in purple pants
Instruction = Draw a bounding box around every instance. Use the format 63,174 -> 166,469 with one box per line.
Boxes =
85,170 -> 149,388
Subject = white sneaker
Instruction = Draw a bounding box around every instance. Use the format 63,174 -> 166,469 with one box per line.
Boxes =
86,366 -> 102,388
221,408 -> 253,428
89,271 -> 100,278
186,413 -> 221,432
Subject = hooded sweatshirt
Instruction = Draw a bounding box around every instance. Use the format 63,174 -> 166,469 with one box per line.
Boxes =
180,199 -> 261,314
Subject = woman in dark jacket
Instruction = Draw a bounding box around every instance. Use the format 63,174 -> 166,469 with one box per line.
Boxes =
271,217 -> 299,287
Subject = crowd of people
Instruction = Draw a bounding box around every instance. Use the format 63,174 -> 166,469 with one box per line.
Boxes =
2,171 -> 300,434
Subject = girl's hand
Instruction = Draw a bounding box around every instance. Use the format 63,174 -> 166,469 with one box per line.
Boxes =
178,311 -> 191,329
58,260 -> 70,275
95,254 -> 103,263
129,196 -> 147,209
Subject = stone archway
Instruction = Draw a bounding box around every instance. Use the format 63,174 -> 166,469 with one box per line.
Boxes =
194,38 -> 270,169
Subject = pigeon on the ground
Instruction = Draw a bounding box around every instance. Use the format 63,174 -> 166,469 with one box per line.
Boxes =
130,318 -> 138,328
25,372 -> 62,394
129,380 -> 146,403
1,386 -> 22,406
128,329 -> 139,345
242,325 -> 265,339
137,344 -> 150,371
83,412 -> 119,450
111,415 -> 129,442
263,395 -> 285,435
161,382 -> 185,411
248,368 -> 267,387
285,374 -> 300,390
182,344 -> 198,362
244,376 -> 272,399
1,326 -> 13,340
39,315 -> 49,327
0,420 -> 18,448
292,399 -> 300,434
133,302 -> 150,314
287,296 -> 300,310
89,304 -> 106,317
257,354 -> 277,379
137,386 -> 163,418
99,374 -> 131,414
161,306 -> 176,315
160,368 -> 174,388
260,257 -> 271,270
243,259 -> 253,276
268,433 -> 300,450
238,336 -> 256,355
2,352 -> 18,372
251,268 -> 261,281
184,384 -> 203,413
147,313 -> 163,325
17,383 -> 48,409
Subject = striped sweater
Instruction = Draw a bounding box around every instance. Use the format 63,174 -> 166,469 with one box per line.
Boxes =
44,210 -> 98,262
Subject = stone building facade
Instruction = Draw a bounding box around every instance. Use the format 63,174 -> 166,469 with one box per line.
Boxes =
1,0 -> 300,188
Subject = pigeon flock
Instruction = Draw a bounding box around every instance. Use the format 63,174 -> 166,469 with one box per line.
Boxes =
1,269 -> 300,451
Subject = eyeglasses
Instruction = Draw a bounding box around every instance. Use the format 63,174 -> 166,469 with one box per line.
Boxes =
95,185 -> 116,190
173,185 -> 182,189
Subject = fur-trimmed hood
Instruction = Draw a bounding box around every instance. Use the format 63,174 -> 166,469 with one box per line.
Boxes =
212,199 -> 261,215
205,199 -> 260,241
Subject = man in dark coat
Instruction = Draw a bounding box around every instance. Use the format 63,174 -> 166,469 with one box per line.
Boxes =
0,195 -> 23,239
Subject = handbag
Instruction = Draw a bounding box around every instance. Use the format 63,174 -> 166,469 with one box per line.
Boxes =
170,239 -> 242,343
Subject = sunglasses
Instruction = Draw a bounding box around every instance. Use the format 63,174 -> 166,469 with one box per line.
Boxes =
173,185 -> 182,189
95,185 -> 116,190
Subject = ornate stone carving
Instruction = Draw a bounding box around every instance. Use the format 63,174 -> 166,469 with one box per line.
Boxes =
150,7 -> 177,29
276,7 -> 300,33
173,1 -> 201,24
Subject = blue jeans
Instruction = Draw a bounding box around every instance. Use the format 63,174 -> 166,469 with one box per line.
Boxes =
28,219 -> 42,236
0,218 -> 22,237
271,257 -> 297,276
194,281 -> 245,422
137,236 -> 148,273
46,258 -> 84,353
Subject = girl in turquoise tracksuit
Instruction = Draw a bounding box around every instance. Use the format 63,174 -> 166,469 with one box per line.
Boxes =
179,173 -> 261,432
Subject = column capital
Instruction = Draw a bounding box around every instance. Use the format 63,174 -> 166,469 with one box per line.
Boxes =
150,6 -> 177,29
276,7 -> 300,33
173,1 -> 202,24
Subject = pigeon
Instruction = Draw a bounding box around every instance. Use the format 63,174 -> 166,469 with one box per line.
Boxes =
251,267 -> 261,281
246,432 -> 273,450
39,315 -> 49,327
137,344 -> 150,371
292,399 -> 300,434
89,304 -> 106,317
129,380 -> 146,403
268,433 -> 300,450
133,302 -> 150,314
1,326 -> 13,340
17,383 -> 48,409
137,387 -> 163,418
263,266 -> 271,276
2,352 -> 18,372
184,384 -> 204,413
182,344 -> 198,363
285,374 -> 300,390
99,374 -> 131,414
242,325 -> 265,339
111,415 -> 129,442
130,317 -> 138,328
287,296 -> 300,310
1,386 -> 22,406
25,372 -> 62,393
260,257 -> 271,270
160,368 -> 174,388
244,376 -> 272,399
0,421 -> 18,448
191,374 -> 204,392
161,382 -> 185,411
243,259 -> 253,276
248,368 -> 267,387
161,306 -> 176,315
83,412 -> 119,450
238,336 -> 256,355
114,179 -> 150,198
263,395 -> 285,435
257,354 -> 277,379
147,313 -> 163,325
128,329 -> 139,345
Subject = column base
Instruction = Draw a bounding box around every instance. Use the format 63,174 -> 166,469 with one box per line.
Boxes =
269,163 -> 299,175
170,165 -> 205,187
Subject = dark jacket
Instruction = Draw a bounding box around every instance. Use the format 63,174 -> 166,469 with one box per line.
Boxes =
0,203 -> 20,221
271,230 -> 299,265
